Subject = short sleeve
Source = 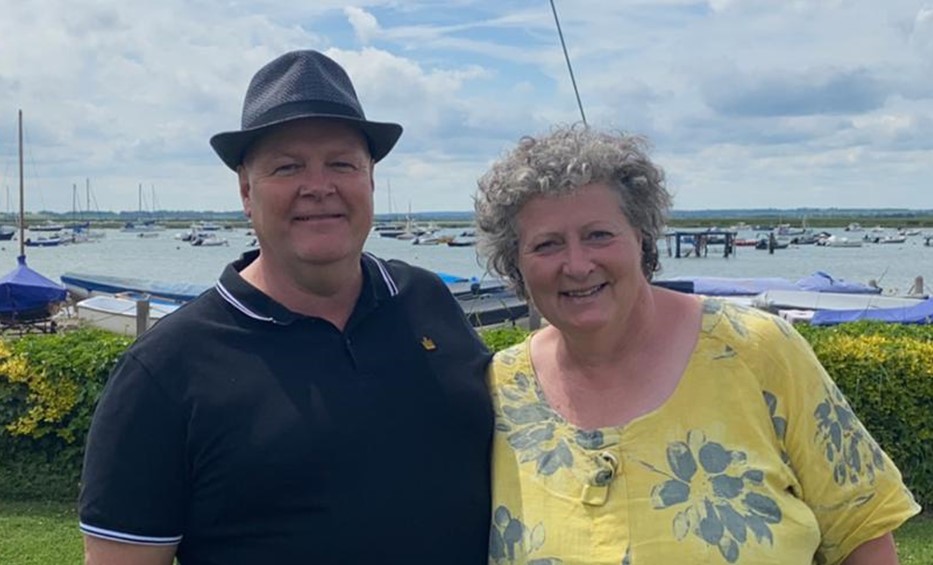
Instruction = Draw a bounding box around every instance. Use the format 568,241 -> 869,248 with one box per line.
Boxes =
763,326 -> 921,565
79,351 -> 187,546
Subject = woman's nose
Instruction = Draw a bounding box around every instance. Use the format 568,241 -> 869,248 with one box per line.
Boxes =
561,241 -> 594,278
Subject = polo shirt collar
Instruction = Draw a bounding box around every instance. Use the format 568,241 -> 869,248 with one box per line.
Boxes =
214,250 -> 399,325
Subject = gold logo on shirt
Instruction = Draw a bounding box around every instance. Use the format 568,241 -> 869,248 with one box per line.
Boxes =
421,336 -> 437,351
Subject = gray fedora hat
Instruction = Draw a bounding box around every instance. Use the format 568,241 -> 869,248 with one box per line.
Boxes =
210,50 -> 403,170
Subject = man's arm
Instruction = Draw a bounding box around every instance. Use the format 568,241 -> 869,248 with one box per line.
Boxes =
841,532 -> 899,565
84,536 -> 177,565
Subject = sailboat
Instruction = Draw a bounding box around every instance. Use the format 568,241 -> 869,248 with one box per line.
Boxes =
120,183 -> 164,233
395,202 -> 418,240
80,179 -> 106,240
0,110 -> 68,329
0,185 -> 17,240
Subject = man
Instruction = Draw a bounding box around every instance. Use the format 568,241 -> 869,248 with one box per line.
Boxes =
79,50 -> 492,564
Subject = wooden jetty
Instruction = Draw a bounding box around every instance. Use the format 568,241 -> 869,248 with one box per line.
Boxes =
665,230 -> 737,259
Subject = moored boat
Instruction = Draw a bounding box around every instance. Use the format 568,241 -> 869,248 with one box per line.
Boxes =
751,290 -> 924,313
810,297 -> 933,326
76,294 -> 181,336
60,272 -> 211,303
820,235 -> 862,248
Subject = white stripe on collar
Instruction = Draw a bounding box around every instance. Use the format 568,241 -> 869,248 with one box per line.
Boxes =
216,256 -> 398,323
215,280 -> 278,323
364,252 -> 399,296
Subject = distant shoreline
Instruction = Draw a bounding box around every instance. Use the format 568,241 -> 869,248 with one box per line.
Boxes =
4,209 -> 933,231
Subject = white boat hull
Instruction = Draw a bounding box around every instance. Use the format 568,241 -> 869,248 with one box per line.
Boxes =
76,295 -> 180,336
752,290 -> 923,312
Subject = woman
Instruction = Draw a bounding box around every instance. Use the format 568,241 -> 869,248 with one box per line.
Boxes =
474,124 -> 920,565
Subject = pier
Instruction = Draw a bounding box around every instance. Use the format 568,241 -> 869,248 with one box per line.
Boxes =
665,230 -> 737,259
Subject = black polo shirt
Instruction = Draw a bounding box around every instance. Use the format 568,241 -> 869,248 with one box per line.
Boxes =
79,251 -> 493,564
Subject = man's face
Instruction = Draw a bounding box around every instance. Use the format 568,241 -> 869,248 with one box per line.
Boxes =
239,118 -> 375,270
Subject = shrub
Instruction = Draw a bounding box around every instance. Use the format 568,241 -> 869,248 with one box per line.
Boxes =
479,326 -> 530,353
0,328 -> 131,501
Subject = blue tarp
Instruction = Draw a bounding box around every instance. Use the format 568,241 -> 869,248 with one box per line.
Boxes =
60,272 -> 212,303
665,276 -> 798,296
794,271 -> 881,294
664,271 -> 881,296
435,271 -> 470,283
0,256 -> 67,315
810,298 -> 933,325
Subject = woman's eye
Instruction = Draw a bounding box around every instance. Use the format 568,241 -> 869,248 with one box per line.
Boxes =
331,161 -> 358,171
532,241 -> 557,252
587,230 -> 613,241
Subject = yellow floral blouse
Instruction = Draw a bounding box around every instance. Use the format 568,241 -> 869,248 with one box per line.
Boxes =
489,299 -> 920,565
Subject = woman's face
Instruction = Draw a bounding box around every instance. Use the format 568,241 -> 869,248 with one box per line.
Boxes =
515,182 -> 645,334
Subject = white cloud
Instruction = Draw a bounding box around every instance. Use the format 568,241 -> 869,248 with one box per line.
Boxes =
345,6 -> 381,45
0,0 -> 930,213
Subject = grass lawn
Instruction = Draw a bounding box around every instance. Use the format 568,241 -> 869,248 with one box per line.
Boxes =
0,501 -> 930,564
896,513 -> 933,565
0,501 -> 82,565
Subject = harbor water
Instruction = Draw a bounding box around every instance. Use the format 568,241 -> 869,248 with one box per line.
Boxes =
4,227 -> 931,296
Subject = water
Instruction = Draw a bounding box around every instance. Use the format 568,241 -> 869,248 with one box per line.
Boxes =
4,227 -> 930,295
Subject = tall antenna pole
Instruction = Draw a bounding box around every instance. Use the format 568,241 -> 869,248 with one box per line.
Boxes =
549,0 -> 587,126
18,110 -> 25,257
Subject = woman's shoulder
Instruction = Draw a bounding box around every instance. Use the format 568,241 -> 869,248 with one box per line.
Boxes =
699,297 -> 799,347
491,334 -> 532,369
696,297 -> 818,389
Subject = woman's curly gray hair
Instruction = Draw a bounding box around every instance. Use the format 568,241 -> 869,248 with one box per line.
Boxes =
474,123 -> 671,299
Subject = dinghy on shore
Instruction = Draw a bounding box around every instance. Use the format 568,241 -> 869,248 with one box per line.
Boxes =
76,295 -> 181,336
751,290 -> 924,313
810,297 -> 933,326
658,271 -> 881,297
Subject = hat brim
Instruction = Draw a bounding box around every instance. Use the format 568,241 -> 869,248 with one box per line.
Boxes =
210,114 -> 403,170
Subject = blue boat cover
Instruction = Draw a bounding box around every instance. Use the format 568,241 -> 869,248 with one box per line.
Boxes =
810,298 -> 933,325
435,271 -> 470,283
664,271 -> 881,296
794,271 -> 881,294
60,272 -> 212,303
665,276 -> 798,296
0,256 -> 68,314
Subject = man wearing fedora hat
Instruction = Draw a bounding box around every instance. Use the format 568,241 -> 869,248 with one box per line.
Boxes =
79,50 -> 492,565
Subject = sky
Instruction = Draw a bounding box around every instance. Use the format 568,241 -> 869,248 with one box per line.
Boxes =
1,0 -> 932,214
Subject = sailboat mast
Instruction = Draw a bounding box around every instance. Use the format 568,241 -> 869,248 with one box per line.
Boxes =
18,110 -> 24,257
386,178 -> 392,217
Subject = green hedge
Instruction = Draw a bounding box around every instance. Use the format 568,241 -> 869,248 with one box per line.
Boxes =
0,329 -> 131,501
1,323 -> 930,508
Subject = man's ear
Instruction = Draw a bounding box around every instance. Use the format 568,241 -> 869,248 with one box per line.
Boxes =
238,166 -> 252,218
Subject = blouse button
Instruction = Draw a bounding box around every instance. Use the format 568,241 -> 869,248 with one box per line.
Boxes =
594,451 -> 620,486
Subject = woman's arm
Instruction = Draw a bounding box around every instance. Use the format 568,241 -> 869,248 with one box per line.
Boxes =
841,532 -> 898,565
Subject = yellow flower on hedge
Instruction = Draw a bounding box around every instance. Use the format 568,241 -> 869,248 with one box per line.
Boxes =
1,350 -> 81,441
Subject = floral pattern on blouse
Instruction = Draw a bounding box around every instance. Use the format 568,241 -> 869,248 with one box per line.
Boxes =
490,505 -> 563,565
640,430 -> 781,563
